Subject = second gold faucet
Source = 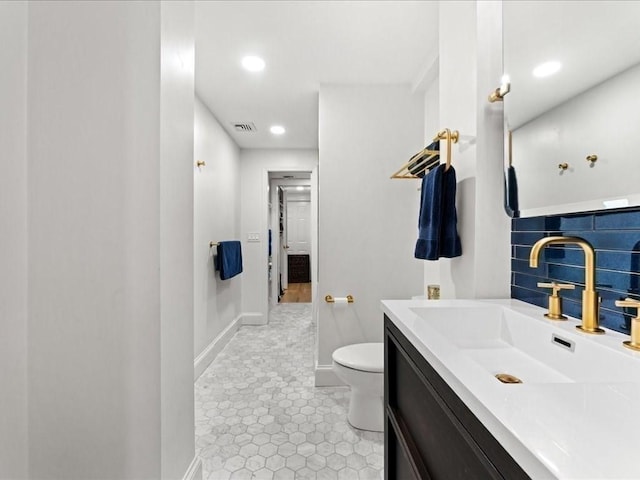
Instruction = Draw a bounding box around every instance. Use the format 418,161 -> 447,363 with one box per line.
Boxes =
529,236 -> 604,334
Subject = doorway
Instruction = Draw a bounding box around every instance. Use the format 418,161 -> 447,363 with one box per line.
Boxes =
269,173 -> 313,305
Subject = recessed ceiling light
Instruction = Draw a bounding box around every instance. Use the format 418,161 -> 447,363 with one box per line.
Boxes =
270,125 -> 285,135
241,55 -> 265,72
533,61 -> 561,78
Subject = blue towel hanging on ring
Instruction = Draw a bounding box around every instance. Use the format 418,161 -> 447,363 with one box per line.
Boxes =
414,164 -> 462,260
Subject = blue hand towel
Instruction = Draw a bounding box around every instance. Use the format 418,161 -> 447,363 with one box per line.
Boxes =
504,165 -> 520,218
414,164 -> 462,260
408,140 -> 440,178
216,240 -> 243,280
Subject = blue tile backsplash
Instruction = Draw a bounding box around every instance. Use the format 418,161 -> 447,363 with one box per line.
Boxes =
511,208 -> 640,334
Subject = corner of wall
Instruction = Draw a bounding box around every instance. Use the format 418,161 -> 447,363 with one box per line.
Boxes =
314,365 -> 345,387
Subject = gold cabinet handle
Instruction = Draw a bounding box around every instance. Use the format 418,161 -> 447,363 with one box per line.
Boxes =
615,298 -> 640,351
537,282 -> 575,320
558,163 -> 569,170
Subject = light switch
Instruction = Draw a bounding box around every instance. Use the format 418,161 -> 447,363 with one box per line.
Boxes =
247,232 -> 260,242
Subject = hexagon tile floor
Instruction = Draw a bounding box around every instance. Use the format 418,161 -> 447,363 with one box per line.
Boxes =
195,303 -> 384,480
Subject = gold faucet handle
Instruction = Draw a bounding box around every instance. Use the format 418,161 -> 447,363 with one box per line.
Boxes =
537,282 -> 576,296
537,282 -> 575,320
615,298 -> 640,351
615,298 -> 640,313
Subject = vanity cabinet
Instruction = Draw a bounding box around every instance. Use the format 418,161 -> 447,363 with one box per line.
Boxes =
384,316 -> 530,480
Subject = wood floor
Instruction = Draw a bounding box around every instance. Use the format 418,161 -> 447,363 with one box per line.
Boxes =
279,283 -> 312,303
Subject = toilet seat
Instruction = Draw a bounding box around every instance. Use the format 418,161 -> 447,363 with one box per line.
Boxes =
332,343 -> 383,373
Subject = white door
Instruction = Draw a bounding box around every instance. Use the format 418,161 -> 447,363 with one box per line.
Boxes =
287,202 -> 311,255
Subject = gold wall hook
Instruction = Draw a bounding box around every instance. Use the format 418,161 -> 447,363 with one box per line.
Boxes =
558,163 -> 569,170
196,160 -> 206,168
488,87 -> 504,103
586,154 -> 598,164
488,81 -> 511,103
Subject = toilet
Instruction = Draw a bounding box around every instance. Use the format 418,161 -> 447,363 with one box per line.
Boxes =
332,342 -> 384,432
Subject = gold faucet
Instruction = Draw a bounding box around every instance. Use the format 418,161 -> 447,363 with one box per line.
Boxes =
529,236 -> 604,334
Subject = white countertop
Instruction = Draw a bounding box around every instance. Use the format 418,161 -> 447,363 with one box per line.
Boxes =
381,298 -> 640,480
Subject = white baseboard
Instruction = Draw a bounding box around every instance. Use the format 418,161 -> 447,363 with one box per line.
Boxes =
314,365 -> 346,387
182,455 -> 202,480
241,312 -> 265,325
194,314 -> 242,380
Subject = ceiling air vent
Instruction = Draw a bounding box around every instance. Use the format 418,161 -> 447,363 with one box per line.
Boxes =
233,122 -> 257,132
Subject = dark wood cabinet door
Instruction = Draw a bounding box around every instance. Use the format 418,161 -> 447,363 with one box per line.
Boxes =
287,254 -> 310,283
384,316 -> 530,480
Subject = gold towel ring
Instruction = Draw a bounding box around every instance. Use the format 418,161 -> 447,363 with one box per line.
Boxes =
435,129 -> 459,171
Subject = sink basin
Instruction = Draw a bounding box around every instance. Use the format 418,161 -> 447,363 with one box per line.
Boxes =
407,302 -> 638,384
381,298 -> 640,479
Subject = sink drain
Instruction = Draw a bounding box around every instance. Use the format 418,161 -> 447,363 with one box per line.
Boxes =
495,373 -> 522,384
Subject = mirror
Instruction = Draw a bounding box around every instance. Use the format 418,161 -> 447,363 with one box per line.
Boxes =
503,1 -> 640,217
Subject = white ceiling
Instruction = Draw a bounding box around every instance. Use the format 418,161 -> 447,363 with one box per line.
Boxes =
195,1 -> 439,150
504,1 -> 640,128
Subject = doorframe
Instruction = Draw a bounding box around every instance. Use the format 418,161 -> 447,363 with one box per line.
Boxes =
281,188 -> 288,291
264,170 -> 316,311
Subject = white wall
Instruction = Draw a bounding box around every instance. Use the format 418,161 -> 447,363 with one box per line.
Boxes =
436,0 -> 510,301
160,2 -> 196,478
316,85 -> 424,382
193,96 -> 242,372
0,2 -> 28,477
240,150 -> 318,324
473,1 -> 511,298
23,2 -> 196,478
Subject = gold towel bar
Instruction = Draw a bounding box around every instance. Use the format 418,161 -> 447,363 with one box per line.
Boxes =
325,294 -> 354,303
390,128 -> 459,179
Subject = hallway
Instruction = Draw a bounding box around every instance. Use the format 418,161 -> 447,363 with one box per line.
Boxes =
279,283 -> 312,304
195,304 -> 384,479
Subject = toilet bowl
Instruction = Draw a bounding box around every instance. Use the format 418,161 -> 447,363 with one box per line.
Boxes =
332,342 -> 384,432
